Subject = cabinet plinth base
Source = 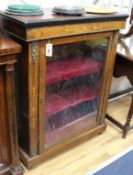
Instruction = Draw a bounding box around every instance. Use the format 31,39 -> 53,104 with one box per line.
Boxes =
0,164 -> 23,175
20,123 -> 106,169
0,164 -> 10,175
10,166 -> 23,175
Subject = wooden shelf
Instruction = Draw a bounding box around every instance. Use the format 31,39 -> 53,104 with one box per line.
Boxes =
46,57 -> 102,85
46,113 -> 96,146
46,100 -> 97,132
46,84 -> 98,116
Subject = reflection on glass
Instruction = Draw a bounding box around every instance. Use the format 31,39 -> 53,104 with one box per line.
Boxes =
45,39 -> 108,147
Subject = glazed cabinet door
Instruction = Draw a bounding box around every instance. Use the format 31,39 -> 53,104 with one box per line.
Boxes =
38,32 -> 115,150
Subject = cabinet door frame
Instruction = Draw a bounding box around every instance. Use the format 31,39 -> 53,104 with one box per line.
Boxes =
37,31 -> 117,154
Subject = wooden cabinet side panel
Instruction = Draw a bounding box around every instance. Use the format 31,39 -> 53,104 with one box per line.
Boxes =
8,39 -> 40,157
17,43 -> 30,154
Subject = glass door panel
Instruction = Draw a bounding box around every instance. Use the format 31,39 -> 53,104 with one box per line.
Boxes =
45,39 -> 108,147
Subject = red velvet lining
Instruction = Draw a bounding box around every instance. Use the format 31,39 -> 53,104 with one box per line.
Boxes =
46,84 -> 97,116
46,107 -> 84,132
46,57 -> 102,85
46,101 -> 96,132
45,115 -> 95,146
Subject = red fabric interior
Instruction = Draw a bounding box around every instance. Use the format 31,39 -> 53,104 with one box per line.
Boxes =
46,57 -> 102,85
46,107 -> 83,132
45,114 -> 95,146
46,100 -> 96,132
46,84 -> 97,116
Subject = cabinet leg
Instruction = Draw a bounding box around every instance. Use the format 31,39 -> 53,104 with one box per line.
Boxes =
122,95 -> 133,138
10,166 -> 23,175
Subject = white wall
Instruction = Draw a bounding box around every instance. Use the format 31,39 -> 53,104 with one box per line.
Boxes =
0,0 -> 8,10
1,0 -> 95,9
1,0 -> 132,9
0,0 -> 132,10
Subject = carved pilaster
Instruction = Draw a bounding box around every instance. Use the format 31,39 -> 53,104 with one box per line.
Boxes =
5,63 -> 23,175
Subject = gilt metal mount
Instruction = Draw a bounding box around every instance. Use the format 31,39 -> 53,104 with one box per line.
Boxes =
32,41 -> 39,63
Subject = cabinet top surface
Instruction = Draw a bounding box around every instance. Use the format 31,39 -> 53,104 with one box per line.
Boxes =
0,34 -> 21,56
0,8 -> 128,27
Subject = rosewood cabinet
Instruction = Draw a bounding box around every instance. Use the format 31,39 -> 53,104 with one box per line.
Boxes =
1,10 -> 127,168
0,34 -> 23,174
